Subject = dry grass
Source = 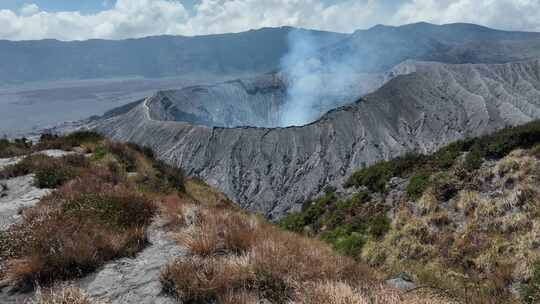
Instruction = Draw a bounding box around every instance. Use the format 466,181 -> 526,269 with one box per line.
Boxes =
176,208 -> 258,256
25,286 -> 107,304
4,184 -> 155,289
161,255 -> 255,302
359,149 -> 540,303
295,281 -> 448,304
1,141 -> 161,291
184,178 -> 238,210
217,290 -> 259,304
160,189 -> 448,304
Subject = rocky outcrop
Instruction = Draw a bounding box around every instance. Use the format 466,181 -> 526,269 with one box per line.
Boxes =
0,175 -> 50,231
0,150 -> 74,231
144,72 -> 387,128
89,59 -> 540,219
147,74 -> 287,128
74,218 -> 184,304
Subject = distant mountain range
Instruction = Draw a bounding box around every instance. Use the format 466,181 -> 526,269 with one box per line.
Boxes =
2,22 -> 540,83
0,27 -> 344,83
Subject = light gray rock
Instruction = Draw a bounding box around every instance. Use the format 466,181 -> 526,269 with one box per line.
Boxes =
0,157 -> 22,171
89,59 -> 540,219
0,150 -> 74,171
144,72 -> 385,129
386,277 -> 416,291
75,218 -> 184,304
0,175 -> 50,231
0,218 -> 185,304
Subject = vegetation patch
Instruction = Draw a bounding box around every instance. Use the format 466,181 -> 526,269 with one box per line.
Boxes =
0,137 -> 32,158
406,170 -> 431,201
26,287 -> 108,304
346,120 -> 540,193
0,133 -> 187,292
280,190 -> 390,258
160,186 -> 448,304
0,154 -> 89,188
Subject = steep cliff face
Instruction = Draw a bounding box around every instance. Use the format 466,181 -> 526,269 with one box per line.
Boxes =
90,59 -> 540,219
146,74 -> 287,128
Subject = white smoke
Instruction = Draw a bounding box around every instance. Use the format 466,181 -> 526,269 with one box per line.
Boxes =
278,29 -> 373,127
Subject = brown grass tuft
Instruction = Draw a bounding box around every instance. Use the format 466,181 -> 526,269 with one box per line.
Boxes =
4,164 -> 156,289
25,286 -> 107,304
160,256 -> 254,303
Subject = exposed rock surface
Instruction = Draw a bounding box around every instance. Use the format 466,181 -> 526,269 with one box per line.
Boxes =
0,150 -> 74,231
386,275 -> 416,291
75,218 -> 184,304
148,73 -> 287,128
88,59 -> 540,219
144,72 -> 387,128
0,175 -> 50,231
0,217 -> 185,304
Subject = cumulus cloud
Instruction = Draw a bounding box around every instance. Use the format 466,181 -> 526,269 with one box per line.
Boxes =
0,0 -> 539,41
393,0 -> 540,32
19,3 -> 40,16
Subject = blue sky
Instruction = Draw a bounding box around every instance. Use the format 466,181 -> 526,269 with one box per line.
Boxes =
0,0 -> 538,41
1,0 -> 200,13
2,0 -> 110,13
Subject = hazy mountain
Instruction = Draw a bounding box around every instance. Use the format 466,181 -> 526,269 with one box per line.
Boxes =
0,27 -> 345,83
2,22 -> 540,84
317,22 -> 540,72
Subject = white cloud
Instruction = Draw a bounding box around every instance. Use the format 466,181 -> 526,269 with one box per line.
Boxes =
0,0 -> 539,41
19,3 -> 39,16
393,0 -> 540,32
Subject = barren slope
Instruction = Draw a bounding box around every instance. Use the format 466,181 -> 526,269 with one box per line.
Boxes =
90,59 -> 540,219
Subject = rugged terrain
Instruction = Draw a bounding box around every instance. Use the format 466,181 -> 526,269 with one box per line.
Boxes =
88,58 -> 540,218
0,133 -> 446,304
280,120 -> 540,303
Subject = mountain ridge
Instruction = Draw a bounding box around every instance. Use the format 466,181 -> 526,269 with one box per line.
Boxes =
86,58 -> 540,219
3,22 -> 540,83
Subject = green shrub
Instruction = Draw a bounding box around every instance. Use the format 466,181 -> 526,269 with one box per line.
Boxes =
63,131 -> 103,146
0,154 -> 88,188
345,153 -> 425,192
464,144 -> 484,171
0,137 -> 31,158
34,165 -> 76,189
345,161 -> 393,192
406,171 -> 431,201
432,172 -> 459,201
92,146 -> 107,160
279,213 -> 307,232
365,215 -> 391,239
35,131 -> 103,151
323,228 -> 365,257
432,141 -> 463,169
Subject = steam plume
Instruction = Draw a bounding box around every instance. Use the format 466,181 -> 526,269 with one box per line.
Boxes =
279,29 -> 371,127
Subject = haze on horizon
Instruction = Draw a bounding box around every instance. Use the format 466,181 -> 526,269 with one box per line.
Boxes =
1,0 -> 540,41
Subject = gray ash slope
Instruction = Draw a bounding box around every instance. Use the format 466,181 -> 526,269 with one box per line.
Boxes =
147,74 -> 287,128
89,59 -> 540,219
142,72 -> 387,128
